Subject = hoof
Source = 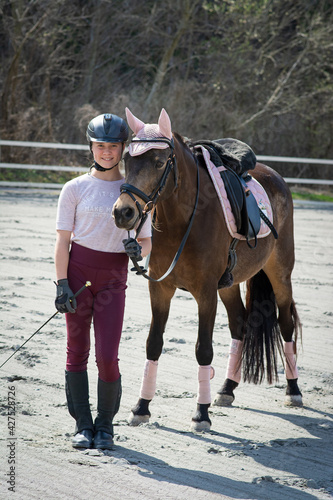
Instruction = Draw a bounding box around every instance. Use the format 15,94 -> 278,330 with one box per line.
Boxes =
285,379 -> 302,406
128,412 -> 150,426
129,398 -> 151,426
190,419 -> 211,432
213,392 -> 234,406
213,379 -> 238,406
191,403 -> 211,432
285,395 -> 303,407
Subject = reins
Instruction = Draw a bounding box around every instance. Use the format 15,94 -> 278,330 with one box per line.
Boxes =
120,137 -> 200,282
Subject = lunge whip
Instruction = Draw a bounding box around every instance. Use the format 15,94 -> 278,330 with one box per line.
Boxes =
0,281 -> 91,370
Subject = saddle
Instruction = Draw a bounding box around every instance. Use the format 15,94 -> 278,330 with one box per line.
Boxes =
192,138 -> 261,244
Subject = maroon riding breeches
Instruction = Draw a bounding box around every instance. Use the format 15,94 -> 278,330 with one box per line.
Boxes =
65,242 -> 128,382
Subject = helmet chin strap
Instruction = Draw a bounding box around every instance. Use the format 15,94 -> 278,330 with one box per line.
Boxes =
94,160 -> 120,172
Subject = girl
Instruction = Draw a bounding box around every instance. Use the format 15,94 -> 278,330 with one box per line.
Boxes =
54,113 -> 151,449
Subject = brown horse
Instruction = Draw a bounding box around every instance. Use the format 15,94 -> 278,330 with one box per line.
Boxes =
113,108 -> 302,432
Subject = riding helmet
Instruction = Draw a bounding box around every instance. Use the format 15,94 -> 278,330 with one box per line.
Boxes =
86,114 -> 129,144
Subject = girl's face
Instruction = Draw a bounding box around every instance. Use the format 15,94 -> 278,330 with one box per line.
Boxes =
91,141 -> 123,170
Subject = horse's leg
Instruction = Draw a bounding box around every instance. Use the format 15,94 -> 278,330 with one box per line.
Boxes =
214,285 -> 246,406
190,290 -> 218,432
264,260 -> 303,406
129,283 -> 175,425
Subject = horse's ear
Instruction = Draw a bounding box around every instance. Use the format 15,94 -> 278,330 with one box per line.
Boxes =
158,108 -> 172,139
125,107 -> 145,135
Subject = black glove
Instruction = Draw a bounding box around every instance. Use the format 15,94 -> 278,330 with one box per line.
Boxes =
55,279 -> 77,313
122,237 -> 143,261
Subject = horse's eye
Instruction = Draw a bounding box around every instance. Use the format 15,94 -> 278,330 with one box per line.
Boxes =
156,161 -> 165,169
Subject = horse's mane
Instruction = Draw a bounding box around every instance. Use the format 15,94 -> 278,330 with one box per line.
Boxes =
173,132 -> 204,163
173,131 -> 191,148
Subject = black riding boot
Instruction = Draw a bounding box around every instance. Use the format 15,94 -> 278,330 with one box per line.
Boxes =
94,376 -> 122,450
65,370 -> 94,449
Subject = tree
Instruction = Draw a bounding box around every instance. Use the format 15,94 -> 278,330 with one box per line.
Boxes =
0,0 -> 332,174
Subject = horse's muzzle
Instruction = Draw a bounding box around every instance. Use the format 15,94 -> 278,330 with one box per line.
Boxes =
112,202 -> 138,230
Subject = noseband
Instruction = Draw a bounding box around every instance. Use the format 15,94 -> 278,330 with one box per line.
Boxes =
120,137 -> 178,235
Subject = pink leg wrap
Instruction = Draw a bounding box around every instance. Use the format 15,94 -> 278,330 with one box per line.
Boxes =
284,341 -> 298,379
197,365 -> 215,404
226,339 -> 243,383
139,359 -> 158,400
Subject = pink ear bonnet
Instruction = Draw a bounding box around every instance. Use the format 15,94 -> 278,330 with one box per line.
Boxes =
125,108 -> 172,156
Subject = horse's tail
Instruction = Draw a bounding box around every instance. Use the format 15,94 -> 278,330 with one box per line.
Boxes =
290,299 -> 302,348
242,270 -> 283,385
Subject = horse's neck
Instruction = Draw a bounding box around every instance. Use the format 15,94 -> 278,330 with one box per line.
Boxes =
156,145 -> 198,228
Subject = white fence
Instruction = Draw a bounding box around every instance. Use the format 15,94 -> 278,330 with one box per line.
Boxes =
0,140 -> 332,189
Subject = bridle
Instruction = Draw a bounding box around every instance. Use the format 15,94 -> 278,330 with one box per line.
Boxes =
119,136 -> 200,282
120,137 -> 178,236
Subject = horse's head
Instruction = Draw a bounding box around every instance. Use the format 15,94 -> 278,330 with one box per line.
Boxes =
113,108 -> 177,231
